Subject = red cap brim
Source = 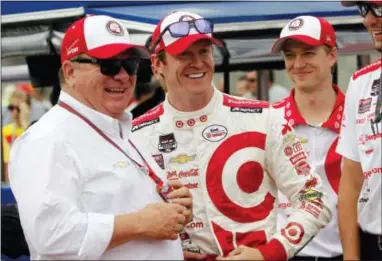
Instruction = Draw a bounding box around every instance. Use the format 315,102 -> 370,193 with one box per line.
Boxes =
164,34 -> 223,56
272,35 -> 323,53
87,43 -> 150,59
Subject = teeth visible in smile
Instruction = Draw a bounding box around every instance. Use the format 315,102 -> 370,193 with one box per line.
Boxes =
187,73 -> 204,79
105,88 -> 125,93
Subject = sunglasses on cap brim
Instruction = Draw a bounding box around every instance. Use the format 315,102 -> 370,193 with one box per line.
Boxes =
358,2 -> 382,17
71,57 -> 141,77
151,18 -> 214,53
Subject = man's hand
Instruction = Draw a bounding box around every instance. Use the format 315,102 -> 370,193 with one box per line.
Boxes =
216,246 -> 264,260
137,202 -> 187,240
166,179 -> 193,224
184,250 -> 207,260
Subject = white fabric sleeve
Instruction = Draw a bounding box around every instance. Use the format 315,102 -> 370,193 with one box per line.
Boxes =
9,133 -> 114,259
336,78 -> 360,162
262,108 -> 332,260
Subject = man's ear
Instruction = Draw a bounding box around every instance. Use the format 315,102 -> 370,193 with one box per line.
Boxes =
150,53 -> 164,77
329,47 -> 338,68
62,61 -> 76,88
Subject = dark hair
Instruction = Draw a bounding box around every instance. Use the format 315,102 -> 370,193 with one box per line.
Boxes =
135,82 -> 154,100
157,51 -> 166,64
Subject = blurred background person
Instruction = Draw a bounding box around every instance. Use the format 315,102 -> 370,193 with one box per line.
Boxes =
2,89 -> 31,183
130,80 -> 165,118
234,75 -> 249,97
242,71 -> 258,99
2,83 -> 48,126
215,76 -> 225,92
243,70 -> 289,102
268,70 -> 289,103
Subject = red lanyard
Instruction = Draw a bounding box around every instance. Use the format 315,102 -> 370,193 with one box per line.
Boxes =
58,101 -> 164,188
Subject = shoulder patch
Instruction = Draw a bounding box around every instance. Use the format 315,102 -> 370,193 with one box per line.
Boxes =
223,94 -> 269,113
132,104 -> 164,132
352,59 -> 381,81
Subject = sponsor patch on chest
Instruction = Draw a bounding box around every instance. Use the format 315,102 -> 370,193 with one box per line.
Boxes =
158,133 -> 177,153
358,98 -> 372,114
202,124 -> 228,142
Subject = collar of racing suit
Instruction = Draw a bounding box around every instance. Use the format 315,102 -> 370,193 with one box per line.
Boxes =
283,84 -> 345,134
162,86 -> 220,129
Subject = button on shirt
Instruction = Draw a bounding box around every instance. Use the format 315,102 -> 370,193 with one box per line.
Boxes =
9,91 -> 183,260
337,59 -> 382,235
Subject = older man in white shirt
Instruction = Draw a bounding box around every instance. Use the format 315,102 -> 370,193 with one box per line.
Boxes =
9,15 -> 192,260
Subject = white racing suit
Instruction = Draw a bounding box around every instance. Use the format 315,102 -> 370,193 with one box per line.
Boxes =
131,89 -> 332,260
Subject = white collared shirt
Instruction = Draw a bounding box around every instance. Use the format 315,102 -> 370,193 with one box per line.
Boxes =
9,91 -> 183,260
337,59 -> 382,235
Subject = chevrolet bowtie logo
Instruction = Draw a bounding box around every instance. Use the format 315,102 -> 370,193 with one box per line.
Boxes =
170,154 -> 196,164
113,161 -> 129,168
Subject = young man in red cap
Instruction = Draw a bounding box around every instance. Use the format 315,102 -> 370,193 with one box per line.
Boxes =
132,10 -> 332,261
337,1 -> 382,260
271,15 -> 344,260
9,15 -> 193,260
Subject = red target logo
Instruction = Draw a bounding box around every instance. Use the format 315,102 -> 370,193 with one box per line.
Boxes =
206,132 -> 275,223
187,119 -> 195,127
200,115 -> 207,122
176,121 -> 184,128
281,222 -> 304,245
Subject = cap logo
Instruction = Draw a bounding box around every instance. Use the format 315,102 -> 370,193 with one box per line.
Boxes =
179,15 -> 195,22
288,18 -> 304,31
106,21 -> 124,36
66,39 -> 79,56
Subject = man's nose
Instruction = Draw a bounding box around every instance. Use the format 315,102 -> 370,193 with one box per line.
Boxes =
293,55 -> 306,68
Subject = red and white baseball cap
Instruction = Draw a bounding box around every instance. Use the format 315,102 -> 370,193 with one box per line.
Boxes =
341,1 -> 382,7
61,15 -> 150,63
151,11 -> 222,56
272,16 -> 336,53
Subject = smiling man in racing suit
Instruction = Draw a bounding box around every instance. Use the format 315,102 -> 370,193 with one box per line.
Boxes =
131,10 -> 332,261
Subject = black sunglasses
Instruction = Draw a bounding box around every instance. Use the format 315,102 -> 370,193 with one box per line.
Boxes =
71,57 -> 141,77
357,3 -> 382,18
151,18 -> 214,53
247,78 -> 257,83
8,105 -> 20,111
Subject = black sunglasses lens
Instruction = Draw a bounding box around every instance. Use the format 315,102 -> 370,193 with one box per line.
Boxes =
373,5 -> 382,17
122,59 -> 140,75
359,4 -> 369,17
100,60 -> 123,76
100,59 -> 140,76
8,105 -> 19,111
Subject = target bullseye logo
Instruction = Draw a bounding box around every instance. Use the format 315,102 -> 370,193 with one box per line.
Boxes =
281,222 -> 304,244
206,132 -> 275,223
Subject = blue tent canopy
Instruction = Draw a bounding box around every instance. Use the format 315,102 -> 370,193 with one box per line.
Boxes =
85,1 -> 359,33
1,1 -> 370,83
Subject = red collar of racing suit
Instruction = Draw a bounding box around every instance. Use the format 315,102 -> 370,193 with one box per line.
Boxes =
276,84 -> 345,134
